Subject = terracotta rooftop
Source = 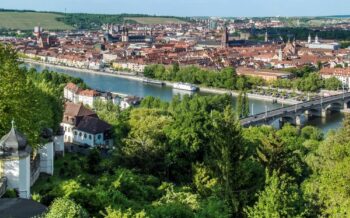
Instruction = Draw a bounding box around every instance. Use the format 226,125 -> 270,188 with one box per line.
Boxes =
64,102 -> 96,117
320,67 -> 350,76
78,89 -> 100,97
65,82 -> 81,93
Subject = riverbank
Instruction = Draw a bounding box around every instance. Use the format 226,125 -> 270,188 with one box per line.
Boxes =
23,59 -> 300,105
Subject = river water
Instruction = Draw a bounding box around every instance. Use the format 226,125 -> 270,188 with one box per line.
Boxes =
26,63 -> 344,133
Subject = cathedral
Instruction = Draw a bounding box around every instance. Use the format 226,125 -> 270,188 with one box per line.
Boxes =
283,39 -> 299,57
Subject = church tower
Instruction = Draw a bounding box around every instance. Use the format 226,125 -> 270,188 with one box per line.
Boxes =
308,33 -> 312,44
221,27 -> 229,48
121,26 -> 129,43
108,24 -> 114,35
278,47 -> 283,61
315,34 -> 319,44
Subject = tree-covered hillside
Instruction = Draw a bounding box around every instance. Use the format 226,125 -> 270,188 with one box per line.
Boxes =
2,45 -> 350,217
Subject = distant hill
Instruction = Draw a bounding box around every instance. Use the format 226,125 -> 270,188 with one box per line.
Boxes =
0,9 -> 191,31
125,17 -> 188,25
0,11 -> 74,30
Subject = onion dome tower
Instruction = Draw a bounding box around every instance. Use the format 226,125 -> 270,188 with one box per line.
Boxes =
0,120 -> 31,198
0,121 -> 31,156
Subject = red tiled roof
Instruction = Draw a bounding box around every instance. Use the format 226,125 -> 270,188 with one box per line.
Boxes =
64,102 -> 96,117
78,89 -> 100,97
320,67 -> 350,76
65,82 -> 82,93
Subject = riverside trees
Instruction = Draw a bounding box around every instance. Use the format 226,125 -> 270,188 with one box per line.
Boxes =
144,64 -> 346,93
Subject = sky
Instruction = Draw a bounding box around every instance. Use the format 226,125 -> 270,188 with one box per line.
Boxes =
0,0 -> 349,17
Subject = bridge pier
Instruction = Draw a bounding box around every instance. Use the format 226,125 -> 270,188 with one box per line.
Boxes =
296,114 -> 308,126
321,108 -> 331,118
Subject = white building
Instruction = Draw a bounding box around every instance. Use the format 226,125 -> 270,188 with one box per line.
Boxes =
77,89 -> 100,108
120,96 -> 141,110
61,102 -> 113,148
320,67 -> 350,88
307,34 -> 340,50
64,83 -> 100,108
112,62 -> 146,73
64,82 -> 81,103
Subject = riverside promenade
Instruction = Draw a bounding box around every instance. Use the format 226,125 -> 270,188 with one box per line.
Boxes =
23,59 -> 300,104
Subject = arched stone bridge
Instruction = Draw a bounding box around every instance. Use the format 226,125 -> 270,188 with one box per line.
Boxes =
241,92 -> 350,128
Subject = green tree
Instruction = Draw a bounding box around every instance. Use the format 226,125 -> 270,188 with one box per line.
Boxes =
236,91 -> 250,118
209,107 -> 253,214
245,171 -> 307,218
0,44 -> 58,146
243,91 -> 250,118
303,115 -> 350,216
236,92 -> 243,118
172,62 -> 180,73
324,77 -> 342,90
45,198 -> 88,218
122,108 -> 172,175
102,207 -> 147,218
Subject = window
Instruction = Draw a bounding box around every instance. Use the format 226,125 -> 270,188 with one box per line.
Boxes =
79,132 -> 82,137
84,133 -> 87,139
64,126 -> 67,131
88,135 -> 92,140
97,135 -> 101,140
74,131 -> 77,135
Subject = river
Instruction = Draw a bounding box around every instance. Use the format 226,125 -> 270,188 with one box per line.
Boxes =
26,63 -> 344,133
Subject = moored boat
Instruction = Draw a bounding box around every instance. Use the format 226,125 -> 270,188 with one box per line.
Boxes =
172,82 -> 198,91
142,78 -> 165,86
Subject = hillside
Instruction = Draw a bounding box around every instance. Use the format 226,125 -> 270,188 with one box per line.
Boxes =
125,17 -> 188,24
0,12 -> 73,30
0,9 -> 189,30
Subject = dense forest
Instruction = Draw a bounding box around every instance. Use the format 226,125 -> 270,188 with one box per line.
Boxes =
2,45 -> 350,217
33,93 -> 350,218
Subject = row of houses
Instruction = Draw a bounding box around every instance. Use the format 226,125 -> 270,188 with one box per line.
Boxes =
64,82 -> 141,109
62,83 -> 141,148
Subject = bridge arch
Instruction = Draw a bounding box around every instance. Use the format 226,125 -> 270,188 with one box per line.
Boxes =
324,102 -> 343,112
344,99 -> 350,109
281,115 -> 295,124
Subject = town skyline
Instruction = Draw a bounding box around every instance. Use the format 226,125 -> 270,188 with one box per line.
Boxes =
2,0 -> 350,17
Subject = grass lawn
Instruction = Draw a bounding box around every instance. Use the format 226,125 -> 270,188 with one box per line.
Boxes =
125,17 -> 188,25
0,12 -> 74,30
